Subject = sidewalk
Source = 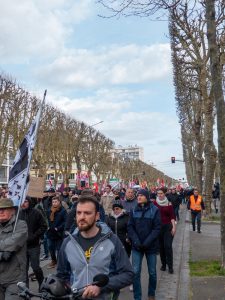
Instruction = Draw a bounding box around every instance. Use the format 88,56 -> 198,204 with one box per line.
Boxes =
156,206 -> 190,300
189,216 -> 225,300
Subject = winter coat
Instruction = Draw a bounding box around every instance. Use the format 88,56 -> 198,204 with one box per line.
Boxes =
47,206 -> 67,240
100,192 -> 115,215
122,198 -> 137,214
42,196 -> 53,213
168,193 -> 182,208
19,207 -> 47,248
0,215 -> 28,284
212,188 -> 220,199
105,212 -> 129,246
57,223 -> 134,300
128,201 -> 161,254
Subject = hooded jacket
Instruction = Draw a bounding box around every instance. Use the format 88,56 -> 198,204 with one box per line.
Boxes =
128,201 -> 161,253
57,223 -> 134,300
19,206 -> 47,248
0,215 -> 28,284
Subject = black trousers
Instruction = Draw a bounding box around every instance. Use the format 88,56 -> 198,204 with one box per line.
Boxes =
26,246 -> 44,288
159,224 -> 173,269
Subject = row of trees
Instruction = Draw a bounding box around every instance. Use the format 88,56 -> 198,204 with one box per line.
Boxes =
169,1 -> 225,213
98,0 -> 225,210
97,0 -> 225,265
0,74 -> 173,187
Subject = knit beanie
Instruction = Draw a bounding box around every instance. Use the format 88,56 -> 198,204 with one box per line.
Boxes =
112,199 -> 124,209
137,189 -> 150,201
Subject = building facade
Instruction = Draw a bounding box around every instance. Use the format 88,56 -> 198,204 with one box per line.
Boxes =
113,145 -> 144,162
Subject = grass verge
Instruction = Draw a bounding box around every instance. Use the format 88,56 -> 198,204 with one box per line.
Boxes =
203,215 -> 220,222
189,260 -> 225,276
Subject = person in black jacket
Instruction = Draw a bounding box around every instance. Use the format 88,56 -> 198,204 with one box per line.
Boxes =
167,188 -> 181,222
64,194 -> 79,232
212,183 -> 220,213
46,196 -> 67,269
19,195 -> 47,288
106,200 -> 130,257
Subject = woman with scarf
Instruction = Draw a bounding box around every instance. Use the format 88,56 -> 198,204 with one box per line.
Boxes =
153,188 -> 176,274
47,196 -> 67,269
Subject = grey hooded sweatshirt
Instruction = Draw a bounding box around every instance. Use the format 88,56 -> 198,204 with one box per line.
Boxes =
57,222 -> 134,300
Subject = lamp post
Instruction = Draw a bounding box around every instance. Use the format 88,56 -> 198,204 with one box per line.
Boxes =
90,121 -> 104,127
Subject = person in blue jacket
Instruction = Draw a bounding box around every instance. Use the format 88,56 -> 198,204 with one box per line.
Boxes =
128,189 -> 161,300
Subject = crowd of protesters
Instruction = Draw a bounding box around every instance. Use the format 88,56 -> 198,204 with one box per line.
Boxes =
0,182 -> 217,300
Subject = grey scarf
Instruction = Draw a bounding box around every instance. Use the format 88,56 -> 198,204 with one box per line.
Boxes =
156,197 -> 169,207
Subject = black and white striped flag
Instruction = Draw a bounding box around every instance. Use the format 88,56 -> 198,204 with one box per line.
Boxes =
8,92 -> 46,206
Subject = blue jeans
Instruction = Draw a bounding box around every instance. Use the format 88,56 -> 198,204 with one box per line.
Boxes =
132,249 -> 157,300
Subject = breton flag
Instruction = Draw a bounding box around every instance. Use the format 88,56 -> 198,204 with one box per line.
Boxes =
8,92 -> 46,206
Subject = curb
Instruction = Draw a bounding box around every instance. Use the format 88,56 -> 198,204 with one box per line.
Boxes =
177,210 -> 190,300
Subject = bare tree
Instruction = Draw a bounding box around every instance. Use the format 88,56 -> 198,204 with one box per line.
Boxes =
206,0 -> 225,266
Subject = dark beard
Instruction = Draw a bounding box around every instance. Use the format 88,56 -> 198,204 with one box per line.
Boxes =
78,221 -> 95,232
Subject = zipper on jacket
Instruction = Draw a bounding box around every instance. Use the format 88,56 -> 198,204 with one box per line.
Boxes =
88,231 -> 111,264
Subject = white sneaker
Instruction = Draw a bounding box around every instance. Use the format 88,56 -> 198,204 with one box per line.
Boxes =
175,221 -> 177,225
129,285 -> 133,292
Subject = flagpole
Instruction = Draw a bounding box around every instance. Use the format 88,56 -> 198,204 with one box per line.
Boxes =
13,90 -> 47,233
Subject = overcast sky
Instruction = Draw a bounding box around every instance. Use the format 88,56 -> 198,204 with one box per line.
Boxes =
1,0 -> 186,180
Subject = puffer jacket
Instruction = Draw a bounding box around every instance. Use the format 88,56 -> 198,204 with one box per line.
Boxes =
57,223 -> 134,300
128,201 -> 161,254
0,215 -> 28,284
105,211 -> 129,246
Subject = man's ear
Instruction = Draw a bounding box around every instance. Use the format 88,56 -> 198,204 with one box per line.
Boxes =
96,211 -> 100,221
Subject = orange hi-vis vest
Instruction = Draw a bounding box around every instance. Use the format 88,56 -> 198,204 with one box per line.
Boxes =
190,195 -> 202,211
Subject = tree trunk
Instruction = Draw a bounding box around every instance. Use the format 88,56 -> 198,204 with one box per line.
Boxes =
206,0 -> 225,267
201,67 -> 217,214
75,156 -> 82,188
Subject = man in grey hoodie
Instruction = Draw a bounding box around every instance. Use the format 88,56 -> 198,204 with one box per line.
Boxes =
57,194 -> 134,300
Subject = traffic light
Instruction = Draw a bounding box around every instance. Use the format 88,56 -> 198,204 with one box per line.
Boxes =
171,157 -> 176,163
142,171 -> 145,175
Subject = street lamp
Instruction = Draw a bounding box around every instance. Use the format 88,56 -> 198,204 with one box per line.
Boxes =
90,121 -> 104,127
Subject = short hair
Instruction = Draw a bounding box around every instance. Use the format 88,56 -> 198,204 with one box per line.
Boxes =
78,195 -> 100,212
52,196 -> 61,202
106,184 -> 111,189
157,187 -> 167,194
